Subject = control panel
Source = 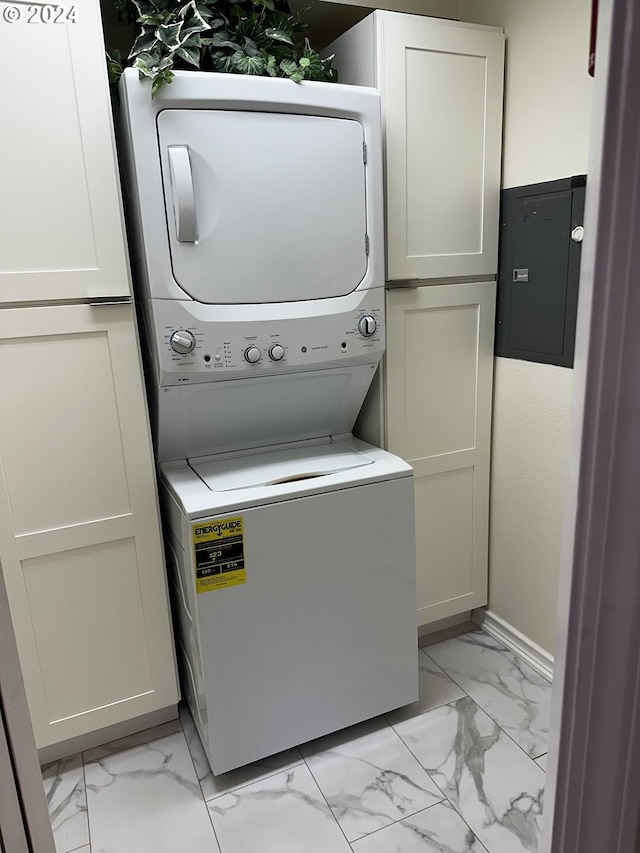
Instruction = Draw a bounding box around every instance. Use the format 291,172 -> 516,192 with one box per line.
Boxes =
170,330 -> 196,354
151,293 -> 385,386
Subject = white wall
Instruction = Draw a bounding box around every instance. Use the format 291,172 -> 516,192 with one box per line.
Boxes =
458,0 -> 594,653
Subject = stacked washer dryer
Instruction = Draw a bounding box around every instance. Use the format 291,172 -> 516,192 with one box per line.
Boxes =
118,68 -> 417,775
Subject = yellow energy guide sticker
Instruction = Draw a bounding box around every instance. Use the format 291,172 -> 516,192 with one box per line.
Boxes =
193,516 -> 246,593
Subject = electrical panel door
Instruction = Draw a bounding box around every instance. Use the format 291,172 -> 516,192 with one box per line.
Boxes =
495,176 -> 586,367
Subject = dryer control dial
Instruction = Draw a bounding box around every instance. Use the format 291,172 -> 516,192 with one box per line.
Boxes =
244,346 -> 262,364
357,315 -> 377,337
170,329 -> 196,354
269,344 -> 285,361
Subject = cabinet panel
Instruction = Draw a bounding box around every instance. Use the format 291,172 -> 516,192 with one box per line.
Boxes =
380,14 -> 504,281
405,49 -> 485,260
22,538 -> 153,722
403,303 -> 479,458
326,13 -> 503,282
0,305 -> 178,748
0,331 -> 130,534
415,467 -> 474,611
386,282 -> 495,624
0,4 -> 130,302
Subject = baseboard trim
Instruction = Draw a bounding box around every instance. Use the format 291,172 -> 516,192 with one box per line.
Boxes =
418,612 -> 472,641
38,705 -> 179,766
472,609 -> 554,683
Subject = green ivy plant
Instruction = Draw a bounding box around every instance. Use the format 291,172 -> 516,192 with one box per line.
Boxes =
107,0 -> 336,97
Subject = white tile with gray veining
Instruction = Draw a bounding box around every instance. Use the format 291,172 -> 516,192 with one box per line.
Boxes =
207,763 -> 351,853
424,631 -> 551,759
42,753 -> 89,853
300,717 -> 444,841
43,631 -> 551,853
351,801 -> 489,853
179,702 -> 304,801
84,724 -> 220,853
394,697 -> 545,853
385,648 -> 466,726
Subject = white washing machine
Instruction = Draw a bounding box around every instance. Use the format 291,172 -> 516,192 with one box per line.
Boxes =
162,436 -> 415,774
118,70 -> 418,774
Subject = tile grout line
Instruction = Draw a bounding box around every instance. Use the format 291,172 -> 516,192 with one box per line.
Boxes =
388,698 -> 492,852
299,751 -> 355,850
198,647 -> 479,847
383,691 -> 467,726
202,750 -> 307,805
178,709 -> 208,802
379,644 -> 472,728
302,715 -> 450,847
179,701 -> 315,806
176,709 -> 225,853
420,640 -> 550,766
346,798 -> 448,846
204,798 -> 224,853
80,750 -> 92,853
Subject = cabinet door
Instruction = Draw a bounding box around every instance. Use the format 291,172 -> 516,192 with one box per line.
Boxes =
386,282 -> 495,624
0,305 -> 178,748
379,13 -> 504,281
0,1 -> 131,303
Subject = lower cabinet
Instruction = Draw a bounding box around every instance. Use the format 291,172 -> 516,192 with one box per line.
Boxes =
357,281 -> 496,626
0,303 -> 178,750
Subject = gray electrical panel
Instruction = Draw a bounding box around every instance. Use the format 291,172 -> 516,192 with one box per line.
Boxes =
495,175 -> 586,368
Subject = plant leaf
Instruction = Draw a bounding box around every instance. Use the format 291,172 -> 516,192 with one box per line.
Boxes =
207,31 -> 243,49
178,0 -> 210,27
105,49 -> 124,83
129,27 -> 157,58
117,0 -> 336,96
138,12 -> 167,25
302,47 -> 335,80
231,51 -> 266,74
278,57 -> 298,76
243,36 -> 259,56
175,42 -> 201,66
133,51 -> 161,78
265,27 -> 293,45
211,52 -> 236,72
156,21 -> 184,49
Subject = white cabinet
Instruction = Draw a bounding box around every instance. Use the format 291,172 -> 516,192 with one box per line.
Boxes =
0,1 -> 179,750
0,1 -> 130,303
0,306 -> 178,749
330,12 -> 502,625
358,282 -> 496,624
326,12 -> 504,281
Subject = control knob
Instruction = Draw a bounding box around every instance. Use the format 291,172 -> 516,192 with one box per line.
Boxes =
170,329 -> 196,354
244,346 -> 262,364
269,344 -> 285,361
357,315 -> 377,337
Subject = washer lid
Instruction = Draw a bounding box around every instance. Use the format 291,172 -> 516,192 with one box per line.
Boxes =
157,109 -> 368,304
190,441 -> 374,492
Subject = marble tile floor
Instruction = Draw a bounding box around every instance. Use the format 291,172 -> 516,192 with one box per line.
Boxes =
42,629 -> 551,853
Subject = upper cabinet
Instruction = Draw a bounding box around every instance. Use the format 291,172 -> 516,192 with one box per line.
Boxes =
326,12 -> 505,282
0,3 -> 131,304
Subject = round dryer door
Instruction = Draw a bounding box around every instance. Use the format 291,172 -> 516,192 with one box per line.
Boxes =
157,109 -> 368,305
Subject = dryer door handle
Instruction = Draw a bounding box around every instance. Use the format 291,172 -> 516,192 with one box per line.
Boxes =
168,146 -> 197,243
